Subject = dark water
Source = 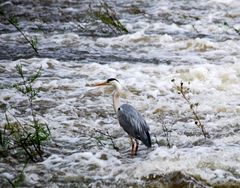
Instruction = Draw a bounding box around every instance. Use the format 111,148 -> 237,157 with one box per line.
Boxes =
0,0 -> 240,187
1,0 -> 239,63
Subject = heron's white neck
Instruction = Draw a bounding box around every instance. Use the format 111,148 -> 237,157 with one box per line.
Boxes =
112,81 -> 122,113
113,91 -> 120,113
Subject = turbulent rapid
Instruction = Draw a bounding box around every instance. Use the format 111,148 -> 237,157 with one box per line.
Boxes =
0,0 -> 240,187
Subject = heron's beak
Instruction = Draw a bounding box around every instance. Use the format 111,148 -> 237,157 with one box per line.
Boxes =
86,81 -> 109,87
94,81 -> 108,87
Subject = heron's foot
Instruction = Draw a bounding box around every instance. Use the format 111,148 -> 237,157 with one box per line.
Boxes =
130,145 -> 136,156
130,148 -> 137,156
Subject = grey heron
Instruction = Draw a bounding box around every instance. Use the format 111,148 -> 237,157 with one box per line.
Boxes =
94,78 -> 151,155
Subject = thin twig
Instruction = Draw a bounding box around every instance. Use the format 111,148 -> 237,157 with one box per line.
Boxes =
172,79 -> 210,138
94,128 -> 119,151
0,11 -> 38,54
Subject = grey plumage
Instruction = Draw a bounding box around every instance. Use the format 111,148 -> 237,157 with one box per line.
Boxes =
117,104 -> 151,148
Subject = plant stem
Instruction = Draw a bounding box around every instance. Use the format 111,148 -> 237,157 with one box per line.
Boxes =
0,12 -> 39,54
172,80 -> 210,138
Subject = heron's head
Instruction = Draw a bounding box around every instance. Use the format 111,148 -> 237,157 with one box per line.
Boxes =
95,78 -> 122,91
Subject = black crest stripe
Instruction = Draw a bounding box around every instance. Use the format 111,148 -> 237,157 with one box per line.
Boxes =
107,78 -> 119,83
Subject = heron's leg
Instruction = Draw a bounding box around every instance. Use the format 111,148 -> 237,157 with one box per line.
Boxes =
130,137 -> 134,155
135,139 -> 139,155
133,139 -> 139,155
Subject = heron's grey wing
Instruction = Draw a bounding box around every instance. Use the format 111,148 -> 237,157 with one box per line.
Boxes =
117,104 -> 151,147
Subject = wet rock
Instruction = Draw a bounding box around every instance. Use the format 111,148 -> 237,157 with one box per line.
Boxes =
99,153 -> 108,160
0,101 -> 7,112
192,138 -> 214,147
0,65 -> 5,73
143,171 -> 209,188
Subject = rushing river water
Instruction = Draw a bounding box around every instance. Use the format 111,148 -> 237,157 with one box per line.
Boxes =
1,0 -> 240,187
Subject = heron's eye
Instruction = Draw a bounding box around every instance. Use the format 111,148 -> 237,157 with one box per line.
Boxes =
118,107 -> 121,111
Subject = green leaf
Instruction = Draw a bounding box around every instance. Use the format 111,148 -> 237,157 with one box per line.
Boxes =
9,16 -> 19,27
26,85 -> 32,93
28,66 -> 42,83
91,1 -> 128,34
16,64 -> 23,76
30,36 -> 38,50
0,8 -> 4,16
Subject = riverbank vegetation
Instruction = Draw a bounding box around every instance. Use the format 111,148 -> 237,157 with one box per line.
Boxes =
0,64 -> 50,186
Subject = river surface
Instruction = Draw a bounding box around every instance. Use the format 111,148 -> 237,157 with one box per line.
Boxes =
0,0 -> 240,187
